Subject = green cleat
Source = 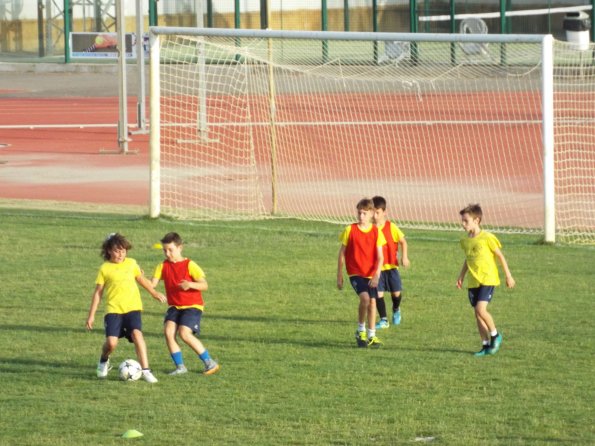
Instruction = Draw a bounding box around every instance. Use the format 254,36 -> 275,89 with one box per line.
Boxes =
375,319 -> 389,329
474,346 -> 490,357
367,336 -> 383,348
488,333 -> 503,355
355,330 -> 367,348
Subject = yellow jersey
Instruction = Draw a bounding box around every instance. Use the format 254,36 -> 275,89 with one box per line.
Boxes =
460,230 -> 502,288
95,257 -> 143,314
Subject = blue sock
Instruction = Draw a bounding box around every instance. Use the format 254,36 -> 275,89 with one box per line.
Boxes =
171,350 -> 184,367
198,350 -> 211,363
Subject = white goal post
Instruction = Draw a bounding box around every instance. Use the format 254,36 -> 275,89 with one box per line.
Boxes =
148,27 -> 594,245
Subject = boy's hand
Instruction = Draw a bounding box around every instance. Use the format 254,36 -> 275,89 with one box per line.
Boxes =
506,275 -> 516,288
86,317 -> 94,331
154,292 -> 167,303
179,280 -> 192,291
401,257 -> 410,268
337,274 -> 343,290
456,278 -> 463,289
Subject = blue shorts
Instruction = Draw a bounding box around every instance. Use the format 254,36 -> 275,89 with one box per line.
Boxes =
378,269 -> 402,294
164,306 -> 203,335
349,275 -> 378,299
104,311 -> 142,343
468,286 -> 495,307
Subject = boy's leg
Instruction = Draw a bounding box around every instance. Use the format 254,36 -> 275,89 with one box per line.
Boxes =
97,314 -> 122,378
165,320 -> 187,374
391,291 -> 402,325
130,329 -> 158,383
130,329 -> 150,370
375,293 -> 389,329
177,309 -> 220,375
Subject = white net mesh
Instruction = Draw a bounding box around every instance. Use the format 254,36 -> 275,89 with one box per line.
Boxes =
153,30 -> 594,244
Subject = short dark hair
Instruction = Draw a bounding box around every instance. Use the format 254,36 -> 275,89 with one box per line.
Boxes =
160,232 -> 183,246
372,196 -> 386,210
356,198 -> 374,211
459,203 -> 483,223
101,233 -> 132,260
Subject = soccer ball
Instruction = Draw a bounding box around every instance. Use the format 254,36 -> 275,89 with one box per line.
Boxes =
118,359 -> 143,381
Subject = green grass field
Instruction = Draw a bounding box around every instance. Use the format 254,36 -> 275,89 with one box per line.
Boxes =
0,208 -> 593,445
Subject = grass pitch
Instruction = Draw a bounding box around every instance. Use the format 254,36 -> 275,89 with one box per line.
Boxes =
0,208 -> 593,445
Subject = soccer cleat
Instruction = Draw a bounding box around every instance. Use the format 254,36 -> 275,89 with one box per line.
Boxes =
474,346 -> 490,357
355,330 -> 367,348
488,333 -> 503,355
375,319 -> 389,329
367,336 -> 383,348
168,365 -> 188,376
142,369 -> 158,383
96,360 -> 111,378
392,309 -> 402,325
203,361 -> 220,376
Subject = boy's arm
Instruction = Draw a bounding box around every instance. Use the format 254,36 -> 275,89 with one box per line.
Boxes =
399,237 -> 410,268
456,261 -> 468,289
86,284 -> 103,330
136,275 -> 167,303
178,278 -> 208,292
494,248 -> 515,288
369,245 -> 384,288
337,245 -> 346,290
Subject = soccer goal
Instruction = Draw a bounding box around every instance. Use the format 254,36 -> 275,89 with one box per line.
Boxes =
148,27 -> 595,245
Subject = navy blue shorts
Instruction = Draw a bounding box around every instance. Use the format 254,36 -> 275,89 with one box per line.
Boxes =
104,311 -> 142,343
349,275 -> 378,299
468,286 -> 495,307
378,269 -> 402,294
164,306 -> 203,335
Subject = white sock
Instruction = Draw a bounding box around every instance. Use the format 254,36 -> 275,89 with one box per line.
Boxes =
358,323 -> 365,332
490,330 -> 498,337
367,329 -> 376,338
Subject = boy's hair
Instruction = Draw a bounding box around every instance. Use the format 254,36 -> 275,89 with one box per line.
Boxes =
372,196 -> 387,210
356,198 -> 374,211
460,203 -> 483,223
160,232 -> 183,246
101,233 -> 132,260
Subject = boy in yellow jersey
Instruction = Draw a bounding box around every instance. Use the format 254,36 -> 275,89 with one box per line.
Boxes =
372,196 -> 410,329
337,198 -> 386,348
151,232 -> 220,376
456,204 -> 515,356
86,233 -> 166,382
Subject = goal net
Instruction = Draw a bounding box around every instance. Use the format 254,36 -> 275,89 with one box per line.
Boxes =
148,27 -> 594,245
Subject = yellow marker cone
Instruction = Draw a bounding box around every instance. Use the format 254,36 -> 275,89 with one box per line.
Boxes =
152,243 -> 162,249
122,429 -> 143,439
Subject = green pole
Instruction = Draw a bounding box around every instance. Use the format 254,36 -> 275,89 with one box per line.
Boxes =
409,0 -> 417,33
344,0 -> 349,31
64,0 -> 71,63
322,0 -> 328,63
499,0 -> 506,34
500,0 -> 507,64
235,0 -> 240,28
449,0 -> 455,65
372,0 -> 378,63
409,0 -> 418,64
149,0 -> 157,26
207,0 -> 213,28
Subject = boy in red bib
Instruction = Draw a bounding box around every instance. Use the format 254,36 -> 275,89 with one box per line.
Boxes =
337,198 -> 386,348
152,232 -> 220,375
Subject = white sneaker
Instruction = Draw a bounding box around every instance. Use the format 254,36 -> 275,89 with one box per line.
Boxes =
142,369 -> 158,383
168,365 -> 188,376
203,360 -> 220,376
96,360 -> 111,378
